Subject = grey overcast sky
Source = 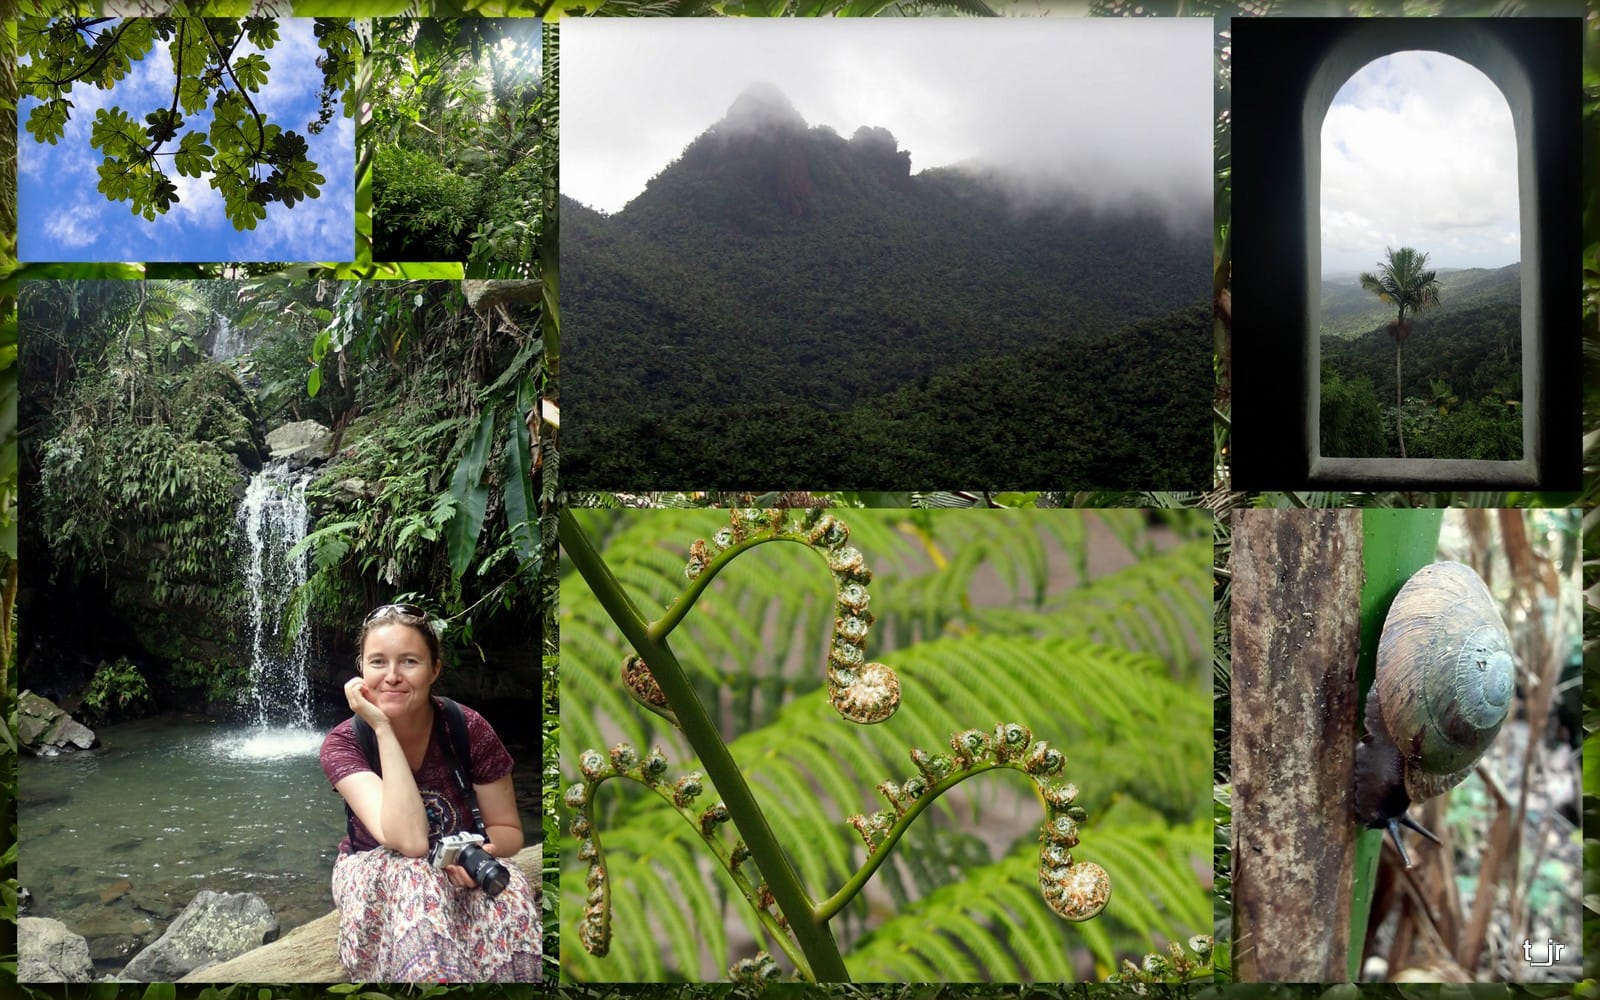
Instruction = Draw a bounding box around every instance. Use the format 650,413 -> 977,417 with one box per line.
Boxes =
1320,50 -> 1519,277
562,17 -> 1213,217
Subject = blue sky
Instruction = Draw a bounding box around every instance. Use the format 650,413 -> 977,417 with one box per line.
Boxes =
18,18 -> 355,263
1321,50 -> 1518,277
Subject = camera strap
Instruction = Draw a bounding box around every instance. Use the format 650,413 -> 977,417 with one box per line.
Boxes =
346,696 -> 487,848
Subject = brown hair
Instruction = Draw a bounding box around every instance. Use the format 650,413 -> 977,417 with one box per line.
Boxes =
358,604 -> 443,665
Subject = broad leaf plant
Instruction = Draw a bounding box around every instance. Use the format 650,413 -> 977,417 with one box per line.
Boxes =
18,16 -> 357,230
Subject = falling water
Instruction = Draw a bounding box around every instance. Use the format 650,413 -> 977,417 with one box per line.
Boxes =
211,310 -> 244,361
234,458 -> 320,756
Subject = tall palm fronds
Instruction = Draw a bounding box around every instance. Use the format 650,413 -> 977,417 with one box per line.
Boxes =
1359,246 -> 1442,457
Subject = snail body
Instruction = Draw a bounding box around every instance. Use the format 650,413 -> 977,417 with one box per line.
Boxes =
1352,561 -> 1514,867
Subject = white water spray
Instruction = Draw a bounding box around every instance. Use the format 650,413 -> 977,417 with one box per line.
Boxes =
236,458 -> 318,749
211,310 -> 244,361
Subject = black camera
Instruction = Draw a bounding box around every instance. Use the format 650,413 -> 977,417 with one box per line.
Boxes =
429,832 -> 510,898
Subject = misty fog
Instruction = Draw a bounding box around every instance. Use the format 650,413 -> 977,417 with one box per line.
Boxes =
563,17 -> 1214,227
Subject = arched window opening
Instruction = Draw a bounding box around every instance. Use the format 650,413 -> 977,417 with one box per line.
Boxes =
1318,51 -> 1522,463
1230,16 -> 1579,491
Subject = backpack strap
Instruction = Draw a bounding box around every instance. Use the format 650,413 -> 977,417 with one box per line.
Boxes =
344,696 -> 486,850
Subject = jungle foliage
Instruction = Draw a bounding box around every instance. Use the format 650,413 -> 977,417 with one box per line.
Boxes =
562,508 -> 1212,981
17,16 -> 356,230
244,279 -> 546,657
1319,275 -> 1522,461
572,305 -> 1212,490
15,279 -> 545,710
20,282 -> 264,702
563,93 -> 1211,489
369,19 -> 545,273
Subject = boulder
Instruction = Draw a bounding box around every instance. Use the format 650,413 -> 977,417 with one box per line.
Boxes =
18,691 -> 97,753
265,421 -> 334,467
19,916 -> 94,982
181,845 -> 541,983
121,890 -> 279,982
462,279 -> 541,312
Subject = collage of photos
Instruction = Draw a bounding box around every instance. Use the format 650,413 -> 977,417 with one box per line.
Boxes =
0,1 -> 1595,998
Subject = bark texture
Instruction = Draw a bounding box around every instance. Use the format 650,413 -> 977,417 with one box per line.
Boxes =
1231,510 -> 1362,981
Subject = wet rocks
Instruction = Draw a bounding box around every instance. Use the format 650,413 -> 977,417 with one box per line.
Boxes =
265,420 -> 334,468
120,890 -> 279,982
17,691 -> 97,754
19,916 -> 94,982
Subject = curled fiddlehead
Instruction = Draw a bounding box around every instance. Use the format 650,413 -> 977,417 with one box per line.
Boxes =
729,952 -> 782,984
842,723 -> 1112,924
634,508 -> 901,727
567,741 -> 801,965
1107,934 -> 1216,983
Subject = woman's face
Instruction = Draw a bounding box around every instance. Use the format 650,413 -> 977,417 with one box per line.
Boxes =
360,623 -> 441,718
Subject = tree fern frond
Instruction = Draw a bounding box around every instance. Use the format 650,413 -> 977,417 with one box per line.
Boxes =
561,510 -> 1209,979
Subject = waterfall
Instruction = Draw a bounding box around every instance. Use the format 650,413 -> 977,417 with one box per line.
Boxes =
235,458 -> 318,750
211,310 -> 244,361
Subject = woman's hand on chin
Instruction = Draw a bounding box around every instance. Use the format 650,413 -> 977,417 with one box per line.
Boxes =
344,677 -> 392,730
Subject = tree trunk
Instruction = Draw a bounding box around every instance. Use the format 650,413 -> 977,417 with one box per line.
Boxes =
1394,338 -> 1406,459
1231,510 -> 1363,981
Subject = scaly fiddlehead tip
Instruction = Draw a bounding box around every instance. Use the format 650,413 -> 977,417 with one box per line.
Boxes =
830,660 -> 900,724
1039,858 -> 1111,922
729,951 -> 782,983
621,654 -> 679,727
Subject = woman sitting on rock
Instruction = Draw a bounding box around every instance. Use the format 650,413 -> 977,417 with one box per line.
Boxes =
319,603 -> 539,981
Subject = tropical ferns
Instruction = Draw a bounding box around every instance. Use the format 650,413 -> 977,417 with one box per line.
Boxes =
560,508 -> 1210,981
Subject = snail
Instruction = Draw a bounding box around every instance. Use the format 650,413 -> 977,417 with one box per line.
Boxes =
1352,561 -> 1515,868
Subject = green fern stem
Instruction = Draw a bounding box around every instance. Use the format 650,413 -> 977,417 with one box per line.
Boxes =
570,746 -> 809,975
648,528 -> 778,641
815,727 -> 1110,927
559,509 -> 851,981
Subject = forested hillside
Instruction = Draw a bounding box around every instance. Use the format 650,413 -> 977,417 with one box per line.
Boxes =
1320,265 -> 1521,460
564,84 -> 1211,489
1319,263 -> 1520,340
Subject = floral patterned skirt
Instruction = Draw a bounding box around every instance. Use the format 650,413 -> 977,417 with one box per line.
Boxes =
331,848 -> 541,982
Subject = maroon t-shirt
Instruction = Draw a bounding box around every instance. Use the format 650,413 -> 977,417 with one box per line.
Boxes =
320,698 -> 515,855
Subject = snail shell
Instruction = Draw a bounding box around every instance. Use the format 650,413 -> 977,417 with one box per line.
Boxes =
1353,561 -> 1514,861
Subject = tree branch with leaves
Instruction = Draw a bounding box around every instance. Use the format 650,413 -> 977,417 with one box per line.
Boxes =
18,16 -> 356,231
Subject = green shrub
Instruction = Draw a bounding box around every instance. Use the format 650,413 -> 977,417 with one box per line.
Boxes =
373,144 -> 481,262
81,656 -> 151,723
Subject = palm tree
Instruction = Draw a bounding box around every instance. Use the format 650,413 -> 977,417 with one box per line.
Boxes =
1359,246 -> 1442,458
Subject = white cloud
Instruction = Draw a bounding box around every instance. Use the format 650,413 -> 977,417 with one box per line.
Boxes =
1320,50 -> 1519,274
43,198 -> 104,249
563,18 -> 1213,218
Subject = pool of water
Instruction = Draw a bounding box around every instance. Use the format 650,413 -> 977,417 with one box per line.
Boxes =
18,716 -> 359,972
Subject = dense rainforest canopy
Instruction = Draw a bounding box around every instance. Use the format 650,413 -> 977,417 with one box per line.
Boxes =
369,19 -> 545,272
1319,264 -> 1521,460
564,85 -> 1212,489
17,280 -> 547,723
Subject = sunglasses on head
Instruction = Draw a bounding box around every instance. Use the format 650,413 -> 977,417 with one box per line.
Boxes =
365,603 -> 428,624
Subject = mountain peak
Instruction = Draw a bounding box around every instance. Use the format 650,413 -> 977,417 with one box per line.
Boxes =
720,82 -> 807,134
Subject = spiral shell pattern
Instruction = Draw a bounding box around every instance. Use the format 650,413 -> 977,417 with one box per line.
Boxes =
1374,560 -> 1515,805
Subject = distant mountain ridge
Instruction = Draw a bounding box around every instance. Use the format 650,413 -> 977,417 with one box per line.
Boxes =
1320,262 -> 1520,340
564,83 -> 1212,488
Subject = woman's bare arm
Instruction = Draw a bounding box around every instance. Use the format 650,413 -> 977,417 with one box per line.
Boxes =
472,774 -> 524,857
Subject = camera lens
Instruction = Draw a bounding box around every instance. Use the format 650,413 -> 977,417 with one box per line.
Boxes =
458,843 -> 511,898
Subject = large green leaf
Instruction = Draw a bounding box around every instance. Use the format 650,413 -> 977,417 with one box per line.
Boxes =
503,401 -> 538,570
445,407 -> 496,580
